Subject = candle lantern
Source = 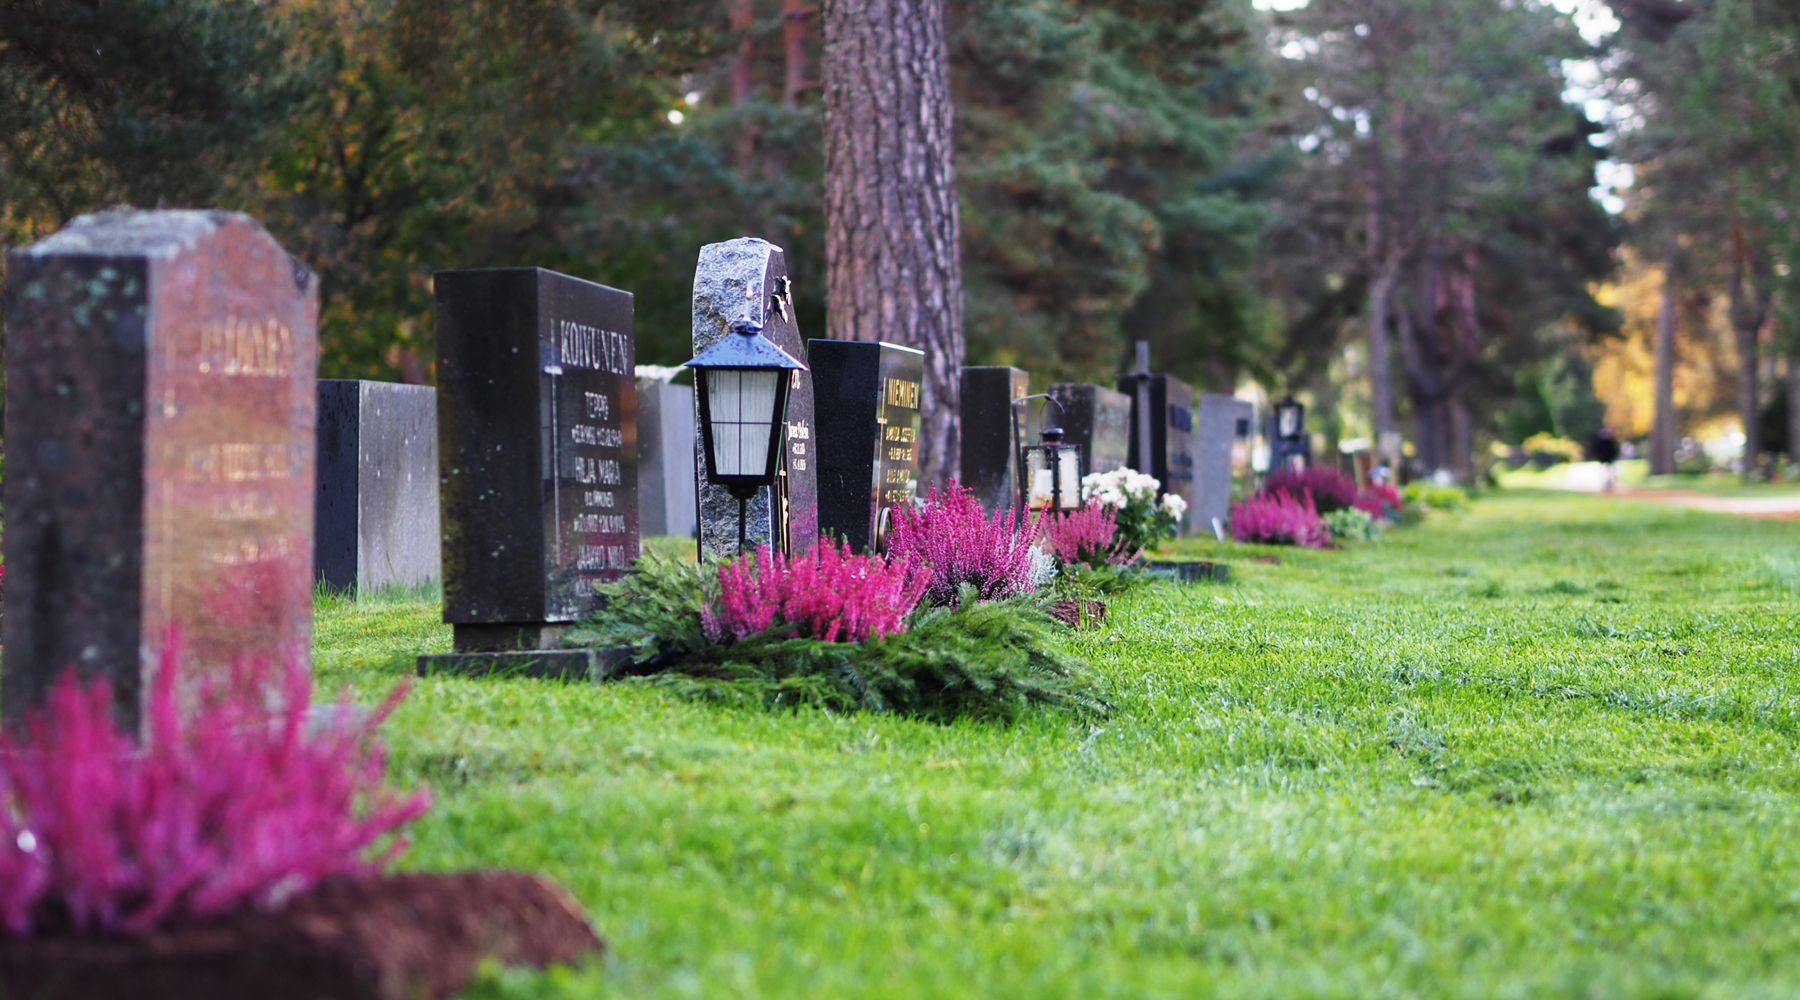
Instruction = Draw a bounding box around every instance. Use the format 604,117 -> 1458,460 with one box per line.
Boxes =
1022,426 -> 1084,513
684,317 -> 808,550
1268,395 -> 1312,471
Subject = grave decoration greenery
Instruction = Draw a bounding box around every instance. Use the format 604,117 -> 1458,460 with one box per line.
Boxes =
1080,468 -> 1184,553
583,542 -> 1107,723
1323,506 -> 1381,541
1404,482 -> 1471,512
0,635 -> 428,935
1230,489 -> 1329,547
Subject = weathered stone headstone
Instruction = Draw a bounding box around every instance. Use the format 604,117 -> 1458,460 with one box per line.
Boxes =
959,366 -> 1030,512
808,340 -> 926,552
315,380 -> 440,593
637,378 -> 698,538
3,210 -> 318,732
692,239 -> 817,561
1117,371 -> 1198,534
1195,394 -> 1253,538
428,268 -> 637,665
1047,383 -> 1131,479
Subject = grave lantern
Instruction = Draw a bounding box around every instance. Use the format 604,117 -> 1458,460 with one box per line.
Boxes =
685,317 -> 808,549
1270,395 -> 1312,471
1012,394 -> 1084,514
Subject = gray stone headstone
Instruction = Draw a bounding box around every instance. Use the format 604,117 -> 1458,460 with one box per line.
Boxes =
1195,394 -> 1251,537
433,267 -> 638,653
315,380 -> 440,593
692,239 -> 817,561
959,366 -> 1030,512
637,379 -> 698,538
808,340 -> 926,552
1048,384 -> 1132,479
3,210 -> 318,733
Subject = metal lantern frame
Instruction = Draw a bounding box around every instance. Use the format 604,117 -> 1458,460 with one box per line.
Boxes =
684,317 -> 809,549
1011,393 -> 1085,515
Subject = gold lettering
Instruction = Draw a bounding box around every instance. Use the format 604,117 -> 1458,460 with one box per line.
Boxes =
195,316 -> 291,377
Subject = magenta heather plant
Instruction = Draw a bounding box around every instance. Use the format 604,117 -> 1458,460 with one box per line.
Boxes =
885,481 -> 1040,605
1043,502 -> 1135,569
1231,489 -> 1329,548
0,633 -> 430,935
1261,467 -> 1359,513
703,539 -> 930,644
1355,483 -> 1405,520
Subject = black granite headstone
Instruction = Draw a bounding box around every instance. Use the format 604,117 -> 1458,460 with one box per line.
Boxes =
808,340 -> 926,552
1048,384 -> 1132,480
431,268 -> 638,655
315,380 -> 440,593
959,366 -> 1030,512
3,210 -> 318,733
1118,372 -> 1198,533
692,239 -> 817,560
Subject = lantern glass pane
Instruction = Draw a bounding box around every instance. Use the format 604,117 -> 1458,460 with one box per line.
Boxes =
1278,406 -> 1300,437
706,368 -> 782,477
1056,448 -> 1082,509
1024,447 -> 1054,508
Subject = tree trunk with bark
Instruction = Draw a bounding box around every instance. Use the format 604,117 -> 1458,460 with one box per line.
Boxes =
783,0 -> 813,108
821,0 -> 964,486
1364,144 -> 1401,469
1729,226 -> 1773,483
1650,250 -> 1679,475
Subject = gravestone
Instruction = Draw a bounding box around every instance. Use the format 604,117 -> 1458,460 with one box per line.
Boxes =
1047,384 -> 1131,480
315,380 -> 440,593
808,340 -> 926,552
637,378 -> 698,538
692,239 -> 817,561
425,267 -> 637,672
959,366 -> 1030,512
1118,369 -> 1198,535
3,210 -> 318,733
1196,394 -> 1254,539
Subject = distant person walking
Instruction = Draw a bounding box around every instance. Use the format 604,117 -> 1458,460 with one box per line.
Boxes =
1589,427 -> 1622,492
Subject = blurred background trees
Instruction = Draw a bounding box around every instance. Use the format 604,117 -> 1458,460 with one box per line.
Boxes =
2,0 -> 1798,483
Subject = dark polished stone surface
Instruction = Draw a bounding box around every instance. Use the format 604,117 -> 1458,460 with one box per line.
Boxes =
4,210 -> 318,733
808,340 -> 925,552
315,380 -> 439,593
1117,373 -> 1198,534
637,380 -> 697,538
959,366 -> 1029,512
692,239 -> 817,561
1047,384 -> 1131,479
435,268 -> 637,641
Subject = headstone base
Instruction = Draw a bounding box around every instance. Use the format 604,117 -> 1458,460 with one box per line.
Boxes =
1142,561 -> 1231,584
417,646 -> 637,682
452,622 -> 573,653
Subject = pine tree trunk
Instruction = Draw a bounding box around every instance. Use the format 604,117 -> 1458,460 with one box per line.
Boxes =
783,0 -> 811,108
821,0 -> 964,487
1787,356 -> 1800,468
1364,145 -> 1400,468
1650,253 -> 1678,476
1729,232 -> 1772,483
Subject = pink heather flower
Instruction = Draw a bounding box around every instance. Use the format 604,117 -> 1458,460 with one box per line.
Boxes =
702,539 -> 930,644
1261,467 -> 1359,514
1356,483 -> 1404,520
885,481 -> 1041,605
1231,489 -> 1329,548
1043,501 -> 1137,569
0,629 -> 429,936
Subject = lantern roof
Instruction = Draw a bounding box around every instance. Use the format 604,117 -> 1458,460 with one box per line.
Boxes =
683,318 -> 807,371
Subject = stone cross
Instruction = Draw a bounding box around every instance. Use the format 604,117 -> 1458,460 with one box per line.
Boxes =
3,210 -> 318,733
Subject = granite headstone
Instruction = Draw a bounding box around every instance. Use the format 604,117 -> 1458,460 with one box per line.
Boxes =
1047,384 -> 1131,480
1195,394 -> 1254,538
692,239 -> 817,561
430,268 -> 638,658
808,340 -> 926,552
1118,372 -> 1198,534
637,379 -> 698,538
3,210 -> 318,733
315,380 -> 440,593
959,366 -> 1030,512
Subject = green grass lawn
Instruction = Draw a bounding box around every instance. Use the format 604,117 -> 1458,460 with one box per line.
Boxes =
317,492 -> 1800,999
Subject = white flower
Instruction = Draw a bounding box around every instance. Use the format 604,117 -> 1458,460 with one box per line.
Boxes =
1160,493 -> 1188,520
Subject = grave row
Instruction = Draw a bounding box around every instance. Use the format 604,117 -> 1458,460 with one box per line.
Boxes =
1,214 -> 1264,723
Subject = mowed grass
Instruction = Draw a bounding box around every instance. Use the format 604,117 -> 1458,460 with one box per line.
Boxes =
315,492 -> 1800,999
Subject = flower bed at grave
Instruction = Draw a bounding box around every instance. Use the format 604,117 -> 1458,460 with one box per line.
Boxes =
1226,467 -> 1444,547
583,482 -> 1109,721
0,635 -> 603,1000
